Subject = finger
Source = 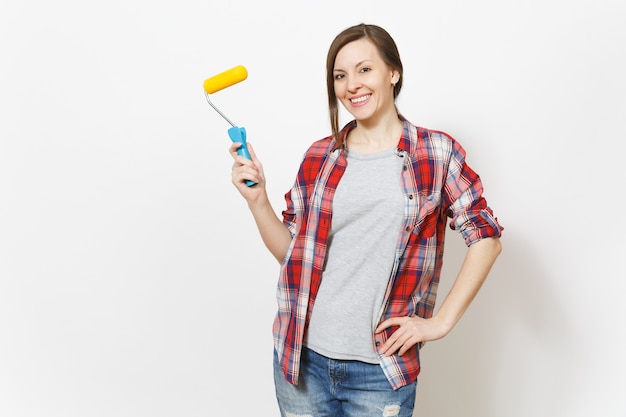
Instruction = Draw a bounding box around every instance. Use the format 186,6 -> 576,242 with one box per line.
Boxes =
379,319 -> 414,355
382,337 -> 405,356
246,142 -> 257,159
236,163 -> 261,186
392,332 -> 417,356
375,317 -> 401,333
397,342 -> 413,356
379,328 -> 404,355
231,150 -> 256,169
229,141 -> 242,151
229,142 -> 243,159
401,332 -> 424,356
233,169 -> 254,188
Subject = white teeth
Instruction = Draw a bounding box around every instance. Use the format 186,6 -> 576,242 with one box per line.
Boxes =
351,95 -> 370,103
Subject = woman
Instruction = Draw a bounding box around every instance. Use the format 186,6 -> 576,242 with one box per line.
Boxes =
229,23 -> 503,417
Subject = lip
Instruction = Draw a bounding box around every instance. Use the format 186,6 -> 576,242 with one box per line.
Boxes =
349,94 -> 371,106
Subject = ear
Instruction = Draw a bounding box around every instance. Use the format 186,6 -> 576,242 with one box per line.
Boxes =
391,70 -> 400,84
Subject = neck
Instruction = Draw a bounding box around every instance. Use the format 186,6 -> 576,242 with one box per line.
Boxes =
346,115 -> 403,154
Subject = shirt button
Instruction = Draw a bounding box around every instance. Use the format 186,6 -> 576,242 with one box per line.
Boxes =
408,194 -> 414,199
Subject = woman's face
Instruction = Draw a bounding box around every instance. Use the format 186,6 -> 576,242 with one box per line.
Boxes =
333,38 -> 398,123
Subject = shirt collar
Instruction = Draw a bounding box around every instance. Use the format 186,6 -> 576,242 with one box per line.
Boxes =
331,115 -> 412,153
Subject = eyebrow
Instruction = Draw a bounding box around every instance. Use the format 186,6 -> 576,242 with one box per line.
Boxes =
334,59 -> 374,72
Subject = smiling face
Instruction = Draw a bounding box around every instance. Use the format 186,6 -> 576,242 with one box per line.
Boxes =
333,38 -> 399,124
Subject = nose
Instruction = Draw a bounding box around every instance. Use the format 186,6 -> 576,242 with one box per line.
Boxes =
347,76 -> 362,92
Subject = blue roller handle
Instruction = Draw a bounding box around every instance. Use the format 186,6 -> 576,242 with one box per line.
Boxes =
228,126 -> 257,187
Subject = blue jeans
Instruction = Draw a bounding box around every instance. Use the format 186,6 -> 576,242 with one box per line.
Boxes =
273,347 -> 417,417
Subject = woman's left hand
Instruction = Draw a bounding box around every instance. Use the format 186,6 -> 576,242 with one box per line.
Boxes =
374,315 -> 449,356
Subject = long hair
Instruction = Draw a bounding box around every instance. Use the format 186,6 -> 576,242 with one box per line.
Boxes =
325,23 -> 404,148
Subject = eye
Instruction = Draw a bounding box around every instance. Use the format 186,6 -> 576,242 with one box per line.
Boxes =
359,66 -> 372,73
334,73 -> 345,80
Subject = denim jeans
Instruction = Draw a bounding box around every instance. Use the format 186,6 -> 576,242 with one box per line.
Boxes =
273,347 -> 417,417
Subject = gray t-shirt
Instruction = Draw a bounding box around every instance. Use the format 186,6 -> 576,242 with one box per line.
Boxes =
304,146 -> 405,363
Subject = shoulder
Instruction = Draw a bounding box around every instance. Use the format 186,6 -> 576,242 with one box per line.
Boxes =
303,135 -> 335,157
294,135 -> 337,182
401,118 -> 466,160
410,122 -> 457,147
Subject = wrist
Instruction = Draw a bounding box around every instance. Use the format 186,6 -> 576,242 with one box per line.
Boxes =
431,313 -> 456,338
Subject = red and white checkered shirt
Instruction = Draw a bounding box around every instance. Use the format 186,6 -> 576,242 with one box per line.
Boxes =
273,116 -> 503,390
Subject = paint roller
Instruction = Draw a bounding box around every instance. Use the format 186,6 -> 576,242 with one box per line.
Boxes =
203,65 -> 256,186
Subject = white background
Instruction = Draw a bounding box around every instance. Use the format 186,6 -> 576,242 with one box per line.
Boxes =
1,0 -> 624,416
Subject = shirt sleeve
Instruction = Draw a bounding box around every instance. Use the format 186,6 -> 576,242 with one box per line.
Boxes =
281,138 -> 337,238
444,140 -> 504,246
282,188 -> 298,238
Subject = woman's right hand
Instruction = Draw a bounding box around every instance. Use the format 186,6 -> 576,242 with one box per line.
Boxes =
229,141 -> 266,203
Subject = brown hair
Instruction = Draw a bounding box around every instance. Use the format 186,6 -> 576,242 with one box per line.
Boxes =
326,23 -> 404,148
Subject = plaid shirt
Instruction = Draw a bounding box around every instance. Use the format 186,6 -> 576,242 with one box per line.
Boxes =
273,116 -> 503,390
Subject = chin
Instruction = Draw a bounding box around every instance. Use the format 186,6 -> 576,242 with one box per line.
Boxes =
353,112 -> 376,123
346,107 -> 374,121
